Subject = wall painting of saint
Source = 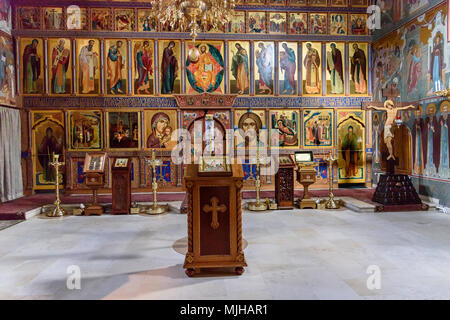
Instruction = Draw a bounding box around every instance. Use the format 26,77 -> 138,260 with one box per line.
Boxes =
68,110 -> 103,151
77,39 -> 100,95
18,7 -> 41,30
132,40 -> 154,95
254,41 -> 275,95
288,13 -> 307,35
0,35 -> 15,106
349,42 -> 368,95
302,42 -> 322,95
21,38 -> 44,95
185,41 -> 225,94
106,110 -> 141,150
270,109 -> 299,148
302,109 -> 334,148
43,7 -> 63,31
229,41 -> 250,95
326,42 -> 345,95
234,109 -> 266,149
337,109 -> 366,184
0,0 -> 12,34
279,42 -> 298,96
159,40 -> 181,95
31,111 -> 65,190
48,38 -> 72,95
105,39 -> 128,95
144,109 -> 178,150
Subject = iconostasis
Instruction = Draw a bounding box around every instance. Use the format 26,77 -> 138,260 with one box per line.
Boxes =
11,0 -> 375,193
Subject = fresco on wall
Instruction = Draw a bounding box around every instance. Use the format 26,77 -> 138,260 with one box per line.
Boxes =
105,39 -> 127,95
373,5 -> 450,102
0,35 -> 15,106
144,109 -> 177,150
77,39 -> 100,95
254,41 -> 275,95
159,40 -> 181,95
185,41 -> 224,94
48,38 -> 72,95
279,42 -> 298,96
68,110 -> 102,151
31,111 -> 65,190
337,109 -> 365,184
229,41 -> 250,95
132,40 -> 155,95
0,0 -> 11,34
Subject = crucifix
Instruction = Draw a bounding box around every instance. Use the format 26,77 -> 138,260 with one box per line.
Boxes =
362,85 -> 417,161
203,197 -> 227,230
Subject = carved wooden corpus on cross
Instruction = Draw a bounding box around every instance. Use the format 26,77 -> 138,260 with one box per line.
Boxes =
203,197 -> 227,230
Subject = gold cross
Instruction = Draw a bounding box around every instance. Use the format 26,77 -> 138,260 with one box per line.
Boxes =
203,197 -> 227,230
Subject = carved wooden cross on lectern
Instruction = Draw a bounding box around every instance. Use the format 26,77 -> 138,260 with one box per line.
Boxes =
362,85 -> 417,161
203,197 -> 227,230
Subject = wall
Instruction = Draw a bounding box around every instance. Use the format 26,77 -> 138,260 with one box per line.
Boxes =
372,1 -> 450,206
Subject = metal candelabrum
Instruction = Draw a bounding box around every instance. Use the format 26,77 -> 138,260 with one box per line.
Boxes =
325,151 -> 341,210
247,149 -> 268,211
47,154 -> 67,217
143,150 -> 169,215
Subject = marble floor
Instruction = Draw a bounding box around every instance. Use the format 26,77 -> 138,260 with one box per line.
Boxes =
1,205 -> 450,299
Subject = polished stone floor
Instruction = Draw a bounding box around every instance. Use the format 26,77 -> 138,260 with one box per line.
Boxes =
1,205 -> 450,300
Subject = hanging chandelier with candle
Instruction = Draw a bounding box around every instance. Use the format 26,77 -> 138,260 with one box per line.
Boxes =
150,0 -> 236,40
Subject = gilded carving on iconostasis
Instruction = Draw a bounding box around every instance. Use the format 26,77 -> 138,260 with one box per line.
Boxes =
48,38 -> 72,95
77,39 -> 100,95
229,41 -> 250,95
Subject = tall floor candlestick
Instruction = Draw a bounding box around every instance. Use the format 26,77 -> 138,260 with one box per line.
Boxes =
47,154 -> 67,217
248,147 -> 268,211
144,150 -> 169,215
325,151 -> 341,210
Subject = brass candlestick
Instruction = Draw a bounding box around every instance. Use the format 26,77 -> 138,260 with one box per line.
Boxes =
143,150 -> 168,215
47,154 -> 67,217
248,147 -> 267,211
325,151 -> 341,210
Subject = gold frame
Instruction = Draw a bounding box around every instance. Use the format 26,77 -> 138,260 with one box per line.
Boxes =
268,12 -> 287,34
76,38 -> 101,96
159,39 -> 182,96
105,109 -> 141,151
20,37 -> 45,96
143,108 -> 178,151
131,39 -> 156,96
278,41 -> 299,96
67,109 -> 103,151
308,12 -> 328,35
302,41 -> 322,97
228,40 -> 251,96
269,108 -> 300,149
349,42 -> 369,96
325,41 -> 346,96
302,108 -> 335,149
48,37 -> 73,96
104,38 -> 128,96
328,12 -> 348,36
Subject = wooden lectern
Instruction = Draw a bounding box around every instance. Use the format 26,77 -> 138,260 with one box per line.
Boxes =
275,155 -> 296,209
83,153 -> 107,216
111,158 -> 132,215
183,163 -> 247,277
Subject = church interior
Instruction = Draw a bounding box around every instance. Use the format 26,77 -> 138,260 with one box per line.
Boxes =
0,0 -> 450,301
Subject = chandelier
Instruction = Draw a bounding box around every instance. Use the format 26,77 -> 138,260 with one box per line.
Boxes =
150,0 -> 236,40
